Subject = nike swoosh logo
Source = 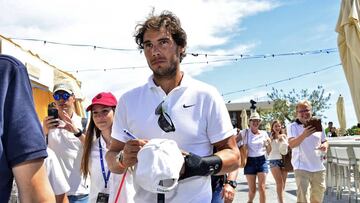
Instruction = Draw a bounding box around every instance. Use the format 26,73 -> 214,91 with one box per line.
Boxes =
183,104 -> 195,108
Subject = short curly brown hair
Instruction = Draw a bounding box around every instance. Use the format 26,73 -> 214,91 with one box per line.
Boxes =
134,10 -> 187,62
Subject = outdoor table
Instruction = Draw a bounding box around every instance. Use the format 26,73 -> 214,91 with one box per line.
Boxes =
326,136 -> 360,198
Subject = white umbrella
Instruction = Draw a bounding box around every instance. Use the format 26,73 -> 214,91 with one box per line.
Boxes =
240,109 -> 248,129
337,95 -> 347,136
336,0 -> 360,123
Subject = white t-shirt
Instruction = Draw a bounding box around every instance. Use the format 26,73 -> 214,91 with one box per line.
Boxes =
112,73 -> 234,203
241,129 -> 268,157
45,148 -> 70,195
89,136 -> 135,203
287,121 -> 326,172
47,113 -> 90,195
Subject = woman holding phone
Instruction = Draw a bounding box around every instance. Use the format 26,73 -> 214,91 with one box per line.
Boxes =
80,92 -> 134,203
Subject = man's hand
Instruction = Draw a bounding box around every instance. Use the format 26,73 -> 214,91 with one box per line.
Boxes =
222,184 -> 235,203
59,111 -> 78,133
303,126 -> 316,137
42,116 -> 59,135
318,142 -> 328,153
122,139 -> 148,168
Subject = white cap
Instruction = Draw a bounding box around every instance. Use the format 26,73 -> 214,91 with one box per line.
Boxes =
53,82 -> 74,94
134,139 -> 184,193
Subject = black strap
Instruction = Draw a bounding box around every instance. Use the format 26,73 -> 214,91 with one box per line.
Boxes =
295,119 -> 303,125
157,193 -> 165,203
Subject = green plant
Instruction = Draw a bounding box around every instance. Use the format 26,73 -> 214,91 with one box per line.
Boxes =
263,86 -> 331,123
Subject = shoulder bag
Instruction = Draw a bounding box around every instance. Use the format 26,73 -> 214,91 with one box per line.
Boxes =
239,129 -> 249,168
282,146 -> 293,172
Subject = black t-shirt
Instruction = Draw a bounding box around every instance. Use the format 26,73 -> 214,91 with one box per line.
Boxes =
0,55 -> 48,201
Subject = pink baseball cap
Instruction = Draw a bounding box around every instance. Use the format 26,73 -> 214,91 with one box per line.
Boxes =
86,92 -> 117,111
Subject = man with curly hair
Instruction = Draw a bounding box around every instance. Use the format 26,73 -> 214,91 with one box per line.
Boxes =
106,11 -> 240,203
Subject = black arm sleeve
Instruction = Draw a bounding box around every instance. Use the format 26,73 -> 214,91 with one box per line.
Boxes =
179,153 -> 222,180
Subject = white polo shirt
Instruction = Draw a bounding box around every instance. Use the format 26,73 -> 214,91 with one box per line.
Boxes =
48,113 -> 89,195
112,73 -> 234,203
287,121 -> 326,172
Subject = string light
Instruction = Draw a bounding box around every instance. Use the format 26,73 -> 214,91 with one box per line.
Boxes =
221,63 -> 341,97
60,58 -> 235,72
10,37 -> 139,52
66,54 -> 338,73
189,48 -> 337,58
11,37 -> 337,58
67,65 -> 148,72
10,37 -> 341,94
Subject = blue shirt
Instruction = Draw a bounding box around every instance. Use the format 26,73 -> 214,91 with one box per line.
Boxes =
0,55 -> 48,201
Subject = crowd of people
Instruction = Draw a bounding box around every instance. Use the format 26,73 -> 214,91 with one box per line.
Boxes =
1,10 -> 330,203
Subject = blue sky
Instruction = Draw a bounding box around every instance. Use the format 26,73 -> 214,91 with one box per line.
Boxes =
0,0 -> 356,127
193,0 -> 355,127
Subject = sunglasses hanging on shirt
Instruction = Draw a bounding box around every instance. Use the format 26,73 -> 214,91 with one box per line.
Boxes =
155,101 -> 175,133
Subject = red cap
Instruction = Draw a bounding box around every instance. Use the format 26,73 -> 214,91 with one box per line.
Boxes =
86,92 -> 117,111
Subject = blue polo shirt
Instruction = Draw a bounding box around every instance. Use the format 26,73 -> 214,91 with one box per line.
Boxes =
0,55 -> 48,201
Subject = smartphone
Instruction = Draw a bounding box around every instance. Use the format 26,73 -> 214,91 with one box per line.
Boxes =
48,108 -> 59,119
305,117 -> 322,132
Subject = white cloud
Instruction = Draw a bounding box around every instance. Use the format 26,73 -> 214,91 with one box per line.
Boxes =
0,0 -> 279,99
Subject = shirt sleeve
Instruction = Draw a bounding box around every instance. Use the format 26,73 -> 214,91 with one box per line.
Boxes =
206,87 -> 234,144
287,123 -> 296,139
2,56 -> 48,167
111,95 -> 129,143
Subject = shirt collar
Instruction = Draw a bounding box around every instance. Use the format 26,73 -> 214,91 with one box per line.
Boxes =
146,71 -> 191,90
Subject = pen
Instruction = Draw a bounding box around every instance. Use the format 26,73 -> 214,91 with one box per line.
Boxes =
123,129 -> 137,139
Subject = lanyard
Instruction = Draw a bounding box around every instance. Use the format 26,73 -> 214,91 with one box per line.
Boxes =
99,137 -> 111,188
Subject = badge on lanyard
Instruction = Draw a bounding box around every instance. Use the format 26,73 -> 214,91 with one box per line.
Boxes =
96,192 -> 109,203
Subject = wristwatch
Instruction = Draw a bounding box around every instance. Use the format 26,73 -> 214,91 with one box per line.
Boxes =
224,180 -> 237,189
116,150 -> 124,163
74,128 -> 83,137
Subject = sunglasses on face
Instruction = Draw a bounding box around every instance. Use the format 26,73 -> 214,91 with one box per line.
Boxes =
53,92 -> 72,101
155,101 -> 175,133
297,109 -> 310,114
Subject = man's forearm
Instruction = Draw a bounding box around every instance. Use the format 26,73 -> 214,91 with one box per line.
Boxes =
213,135 -> 240,175
215,148 -> 240,175
226,168 -> 239,181
288,133 -> 307,148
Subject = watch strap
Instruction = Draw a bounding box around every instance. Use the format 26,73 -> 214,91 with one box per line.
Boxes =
116,150 -> 126,169
74,129 -> 83,137
224,180 -> 237,188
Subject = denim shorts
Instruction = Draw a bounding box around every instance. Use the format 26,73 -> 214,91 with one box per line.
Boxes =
269,159 -> 284,168
244,155 -> 269,175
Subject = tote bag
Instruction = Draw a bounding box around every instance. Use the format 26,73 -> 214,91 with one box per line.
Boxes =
239,129 -> 249,168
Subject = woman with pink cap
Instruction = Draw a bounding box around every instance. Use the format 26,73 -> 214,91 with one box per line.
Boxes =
80,92 -> 134,203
